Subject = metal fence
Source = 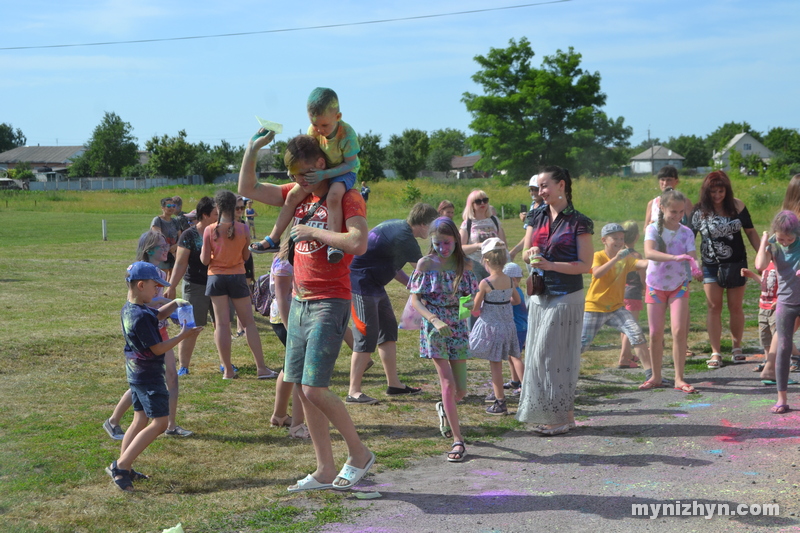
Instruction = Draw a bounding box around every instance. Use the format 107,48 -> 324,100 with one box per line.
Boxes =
27,175 -> 204,191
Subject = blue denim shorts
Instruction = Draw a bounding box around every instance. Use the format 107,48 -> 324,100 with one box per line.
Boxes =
129,382 -> 169,419
330,171 -> 357,191
284,298 -> 350,388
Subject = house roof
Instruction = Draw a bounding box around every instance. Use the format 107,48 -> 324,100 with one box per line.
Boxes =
0,145 -> 85,165
630,145 -> 685,161
713,132 -> 774,159
451,154 -> 481,169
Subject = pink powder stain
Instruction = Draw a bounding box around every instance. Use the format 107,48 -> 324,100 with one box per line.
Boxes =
673,413 -> 689,417
715,419 -> 743,444
478,489 -> 529,497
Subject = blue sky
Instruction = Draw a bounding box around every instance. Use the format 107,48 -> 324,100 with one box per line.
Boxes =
2,0 -> 797,151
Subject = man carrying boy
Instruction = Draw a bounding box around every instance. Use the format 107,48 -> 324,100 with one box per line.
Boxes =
106,261 -> 202,491
251,87 -> 360,264
346,202 -> 439,405
239,130 -> 374,492
580,223 -> 652,377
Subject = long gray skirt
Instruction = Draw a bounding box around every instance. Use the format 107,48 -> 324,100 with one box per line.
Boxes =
516,290 -> 584,426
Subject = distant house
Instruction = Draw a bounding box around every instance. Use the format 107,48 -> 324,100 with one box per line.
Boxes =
630,146 -> 685,174
712,132 -> 774,171
451,151 -> 489,179
0,145 -> 84,181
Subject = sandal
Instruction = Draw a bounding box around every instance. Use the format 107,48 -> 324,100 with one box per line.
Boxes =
771,404 -> 791,414
753,363 -> 765,372
638,379 -> 660,390
707,353 -> 723,369
250,237 -> 280,254
791,362 -> 800,372
447,441 -> 466,462
105,461 -> 134,492
288,423 -> 310,439
270,414 -> 292,428
435,401 -> 452,438
731,348 -> 747,364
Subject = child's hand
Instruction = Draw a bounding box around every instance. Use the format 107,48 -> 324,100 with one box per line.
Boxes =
430,317 -> 452,337
673,254 -> 692,262
303,169 -> 326,185
181,325 -> 204,339
616,248 -> 631,259
173,298 -> 189,307
290,224 -> 317,242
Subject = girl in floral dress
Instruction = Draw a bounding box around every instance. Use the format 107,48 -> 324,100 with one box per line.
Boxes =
409,217 -> 478,462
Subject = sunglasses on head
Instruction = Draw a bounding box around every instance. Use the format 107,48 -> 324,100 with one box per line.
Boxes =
473,198 -> 490,205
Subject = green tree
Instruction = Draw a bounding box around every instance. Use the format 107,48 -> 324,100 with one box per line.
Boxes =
706,121 -> 763,154
385,129 -> 429,180
426,128 -> 467,171
145,130 -> 196,178
269,140 -> 288,172
462,38 -> 631,179
69,112 -> 138,177
0,123 -> 26,152
357,131 -> 384,182
666,134 -> 709,168
764,127 -> 800,165
9,161 -> 33,181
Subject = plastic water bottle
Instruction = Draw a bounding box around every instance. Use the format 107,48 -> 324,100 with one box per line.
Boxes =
175,305 -> 196,328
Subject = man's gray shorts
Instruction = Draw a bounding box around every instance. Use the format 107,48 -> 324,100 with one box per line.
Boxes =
351,291 -> 398,353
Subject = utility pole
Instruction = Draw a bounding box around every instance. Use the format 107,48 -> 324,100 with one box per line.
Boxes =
648,127 -> 654,176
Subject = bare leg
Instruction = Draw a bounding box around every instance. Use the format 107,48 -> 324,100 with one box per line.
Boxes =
272,370 -> 304,424
490,361 -> 505,400
210,295 -> 235,378
326,182 -> 345,234
669,295 -> 691,388
109,389 -> 133,427
433,359 -> 467,448
348,351 -> 373,398
231,295 -> 272,376
342,327 -> 354,351
647,301 -> 668,385
299,385 -> 372,486
267,184 -> 306,245
164,349 -> 180,431
177,334 -> 197,369
508,355 -> 524,384
704,282 -> 725,355
619,333 -> 634,365
727,285 -> 746,350
117,413 -> 169,471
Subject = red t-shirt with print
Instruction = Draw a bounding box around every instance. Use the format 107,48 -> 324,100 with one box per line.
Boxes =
280,183 -> 367,301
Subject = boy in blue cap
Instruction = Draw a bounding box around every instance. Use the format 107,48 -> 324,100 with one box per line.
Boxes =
106,261 -> 202,491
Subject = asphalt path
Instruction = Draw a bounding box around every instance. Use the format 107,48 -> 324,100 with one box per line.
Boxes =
325,358 -> 800,533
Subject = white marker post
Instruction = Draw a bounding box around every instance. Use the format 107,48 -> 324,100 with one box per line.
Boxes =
102,219 -> 108,241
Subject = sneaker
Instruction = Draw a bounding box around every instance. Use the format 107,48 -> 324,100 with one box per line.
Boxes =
177,366 -> 189,376
503,380 -> 521,390
327,246 -> 344,264
345,394 -> 380,405
164,426 -> 193,437
103,418 -> 125,441
219,364 -> 239,373
485,391 -> 496,403
486,399 -> 508,416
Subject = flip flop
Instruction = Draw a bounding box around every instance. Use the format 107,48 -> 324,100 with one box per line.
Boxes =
674,384 -> 698,394
257,369 -> 279,379
436,401 -> 452,438
630,355 -> 641,363
762,379 -> 798,386
287,474 -> 333,492
638,380 -> 659,390
771,404 -> 791,414
332,451 -> 376,490
617,361 -> 640,369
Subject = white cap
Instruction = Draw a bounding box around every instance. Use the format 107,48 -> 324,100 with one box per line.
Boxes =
528,174 -> 539,188
481,237 -> 506,256
503,262 -> 523,278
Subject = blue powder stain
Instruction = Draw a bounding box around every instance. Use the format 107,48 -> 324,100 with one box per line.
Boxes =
742,472 -> 759,476
684,403 -> 712,409
705,450 -> 723,454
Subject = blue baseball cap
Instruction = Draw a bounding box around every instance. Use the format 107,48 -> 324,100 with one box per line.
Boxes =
126,261 -> 170,286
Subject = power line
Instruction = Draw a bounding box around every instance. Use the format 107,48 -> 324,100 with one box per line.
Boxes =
0,1 -> 572,51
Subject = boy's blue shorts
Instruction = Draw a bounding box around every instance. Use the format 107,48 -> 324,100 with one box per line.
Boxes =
330,171 -> 356,191
129,382 -> 169,419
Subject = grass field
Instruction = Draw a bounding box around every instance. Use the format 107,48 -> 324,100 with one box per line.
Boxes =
0,173 -> 779,532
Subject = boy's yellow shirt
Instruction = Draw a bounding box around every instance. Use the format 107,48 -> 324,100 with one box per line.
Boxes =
585,250 -> 638,313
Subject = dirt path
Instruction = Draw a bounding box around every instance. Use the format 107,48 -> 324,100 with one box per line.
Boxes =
325,359 -> 800,532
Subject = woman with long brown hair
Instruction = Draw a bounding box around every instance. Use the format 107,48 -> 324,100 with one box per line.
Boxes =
690,171 -> 759,368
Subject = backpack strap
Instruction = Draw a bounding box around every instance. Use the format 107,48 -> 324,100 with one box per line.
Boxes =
491,215 -> 499,231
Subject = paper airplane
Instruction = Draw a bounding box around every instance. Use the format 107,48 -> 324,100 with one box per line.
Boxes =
255,116 -> 283,134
